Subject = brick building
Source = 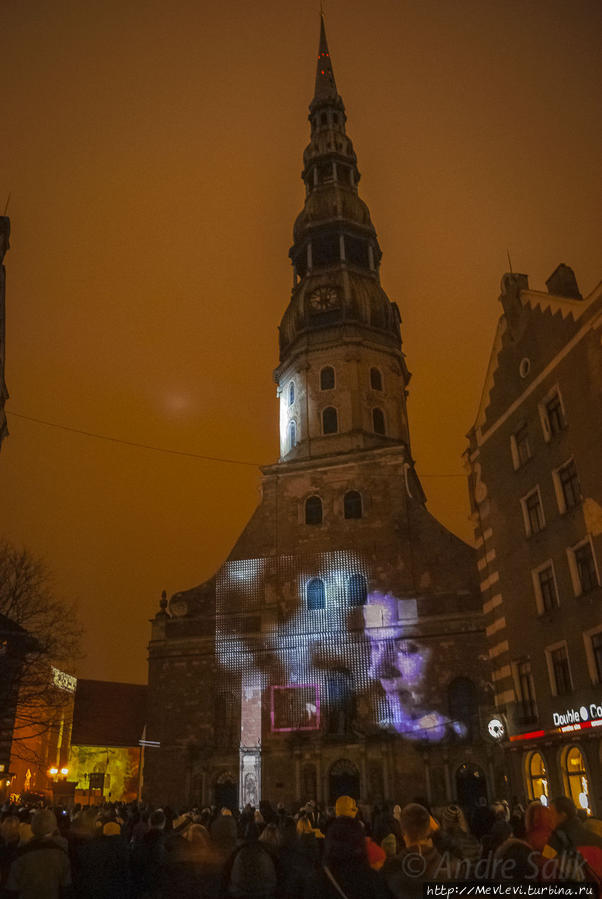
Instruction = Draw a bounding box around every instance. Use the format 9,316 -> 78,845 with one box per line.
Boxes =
466,265 -> 602,812
145,17 -> 498,811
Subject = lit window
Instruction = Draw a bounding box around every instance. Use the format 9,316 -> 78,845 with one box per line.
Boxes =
289,420 -> 297,451
288,381 -> 295,406
307,577 -> 326,610
344,490 -> 362,520
347,573 -> 367,606
370,368 -> 383,391
511,422 -> 531,469
322,406 -> 338,435
532,562 -> 558,613
526,752 -> 549,803
305,495 -> 323,525
555,459 -> 581,512
547,643 -> 572,696
372,408 -> 386,436
521,487 -> 545,536
320,366 -> 335,390
562,747 -> 591,815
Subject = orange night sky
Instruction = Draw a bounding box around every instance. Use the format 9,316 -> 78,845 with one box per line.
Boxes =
1,0 -> 600,684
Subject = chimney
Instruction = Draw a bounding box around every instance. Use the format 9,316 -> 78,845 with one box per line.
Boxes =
545,264 -> 582,300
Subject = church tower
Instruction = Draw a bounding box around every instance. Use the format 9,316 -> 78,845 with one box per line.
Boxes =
277,16 -> 412,464
145,18 -> 496,812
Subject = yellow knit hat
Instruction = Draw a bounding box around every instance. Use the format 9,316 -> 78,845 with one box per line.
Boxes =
335,795 -> 358,818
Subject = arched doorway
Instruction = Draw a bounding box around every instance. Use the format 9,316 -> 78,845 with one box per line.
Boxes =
524,751 -> 549,803
329,759 -> 360,802
561,745 -> 592,815
456,762 -> 487,809
214,771 -> 238,811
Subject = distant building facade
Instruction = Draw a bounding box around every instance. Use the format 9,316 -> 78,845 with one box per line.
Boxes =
0,216 -> 9,450
144,19 -> 499,812
466,265 -> 602,812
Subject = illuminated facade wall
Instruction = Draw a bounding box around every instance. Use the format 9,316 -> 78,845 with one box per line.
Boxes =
69,744 -> 140,803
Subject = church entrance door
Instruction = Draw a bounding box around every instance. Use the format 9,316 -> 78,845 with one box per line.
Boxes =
455,762 -> 487,809
329,759 -> 360,801
214,774 -> 238,811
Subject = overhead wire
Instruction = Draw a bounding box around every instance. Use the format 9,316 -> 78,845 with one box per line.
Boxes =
6,409 -> 466,478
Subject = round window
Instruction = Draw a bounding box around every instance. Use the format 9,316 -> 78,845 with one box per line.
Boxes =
519,358 -> 531,378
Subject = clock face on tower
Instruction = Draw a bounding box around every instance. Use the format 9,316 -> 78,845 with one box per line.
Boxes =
308,286 -> 340,313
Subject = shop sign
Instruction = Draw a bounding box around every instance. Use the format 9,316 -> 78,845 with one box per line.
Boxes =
552,702 -> 602,729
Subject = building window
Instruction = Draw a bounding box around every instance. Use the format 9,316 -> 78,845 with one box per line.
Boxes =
447,677 -> 477,740
322,406 -> 338,435
372,408 -> 386,436
554,458 -> 581,513
510,422 -> 531,469
525,752 -> 549,803
370,367 -> 383,391
532,562 -> 559,614
307,577 -> 326,610
288,381 -> 295,406
584,629 -> 602,685
347,573 -> 367,606
515,660 -> 537,722
320,366 -> 335,390
305,495 -> 323,525
343,490 -> 362,519
539,387 -> 566,441
289,420 -> 297,450
567,538 -> 599,596
521,487 -> 545,536
561,746 -> 591,815
546,643 -> 573,696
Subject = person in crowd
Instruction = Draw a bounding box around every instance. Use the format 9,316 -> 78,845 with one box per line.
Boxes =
334,795 -> 385,871
544,796 -> 602,881
6,809 -> 71,899
258,823 -> 279,848
304,816 -> 392,899
435,804 -> 480,868
470,796 -> 495,840
382,802 -> 449,898
494,837 -> 539,883
222,837 -> 278,899
0,816 -> 21,896
273,816 -> 313,899
524,801 -> 554,853
210,807 -> 238,860
131,808 -> 167,899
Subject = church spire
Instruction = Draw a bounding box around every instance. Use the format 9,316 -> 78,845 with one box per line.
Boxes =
313,14 -> 338,105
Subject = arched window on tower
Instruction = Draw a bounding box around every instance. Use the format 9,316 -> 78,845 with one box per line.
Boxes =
370,368 -> 383,391
323,407 -> 338,435
372,408 -> 386,435
347,573 -> 367,606
320,366 -> 335,390
288,381 -> 295,405
307,577 -> 326,610
289,420 -> 297,451
344,491 -> 362,520
305,495 -> 323,525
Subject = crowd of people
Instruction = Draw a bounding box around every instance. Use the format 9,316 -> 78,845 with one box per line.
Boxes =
1,792 -> 602,898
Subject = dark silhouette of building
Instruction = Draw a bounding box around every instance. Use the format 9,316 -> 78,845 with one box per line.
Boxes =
466,266 -> 602,812
145,17 -> 498,811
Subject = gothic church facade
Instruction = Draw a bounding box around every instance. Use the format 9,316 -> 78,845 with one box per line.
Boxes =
144,19 -> 499,811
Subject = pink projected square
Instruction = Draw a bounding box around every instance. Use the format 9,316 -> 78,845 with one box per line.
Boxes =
271,684 -> 320,732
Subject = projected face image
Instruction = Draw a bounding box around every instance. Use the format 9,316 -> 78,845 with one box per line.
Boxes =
215,554 -> 464,745
364,592 -> 466,742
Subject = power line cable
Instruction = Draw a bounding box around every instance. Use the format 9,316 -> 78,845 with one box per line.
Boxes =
6,409 -> 466,478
